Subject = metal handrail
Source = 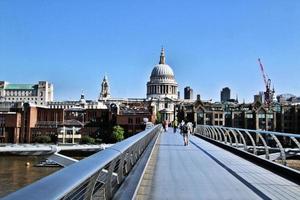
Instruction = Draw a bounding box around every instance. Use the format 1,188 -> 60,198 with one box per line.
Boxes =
3,125 -> 161,200
195,125 -> 300,166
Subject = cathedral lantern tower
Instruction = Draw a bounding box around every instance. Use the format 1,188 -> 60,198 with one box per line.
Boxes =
99,75 -> 111,100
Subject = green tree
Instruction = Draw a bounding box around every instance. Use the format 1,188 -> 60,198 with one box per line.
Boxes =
80,135 -> 95,144
156,112 -> 162,124
112,125 -> 124,142
34,135 -> 51,143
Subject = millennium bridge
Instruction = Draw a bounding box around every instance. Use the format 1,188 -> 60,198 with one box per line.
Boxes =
3,125 -> 300,200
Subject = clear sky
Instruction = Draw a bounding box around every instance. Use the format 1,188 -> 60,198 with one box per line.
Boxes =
1,0 -> 300,102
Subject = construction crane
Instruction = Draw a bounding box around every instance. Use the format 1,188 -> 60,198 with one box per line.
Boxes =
258,58 -> 275,105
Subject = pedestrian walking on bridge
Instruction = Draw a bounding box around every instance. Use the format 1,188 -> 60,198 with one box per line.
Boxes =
182,121 -> 193,146
173,120 -> 178,133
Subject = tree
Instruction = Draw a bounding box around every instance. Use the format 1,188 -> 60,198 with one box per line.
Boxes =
80,135 -> 95,144
34,135 -> 51,143
156,112 -> 162,124
112,125 -> 124,142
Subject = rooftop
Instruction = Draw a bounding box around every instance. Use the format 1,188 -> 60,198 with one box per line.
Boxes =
4,84 -> 37,90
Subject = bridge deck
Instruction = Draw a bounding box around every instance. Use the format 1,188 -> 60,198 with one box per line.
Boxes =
136,129 -> 300,200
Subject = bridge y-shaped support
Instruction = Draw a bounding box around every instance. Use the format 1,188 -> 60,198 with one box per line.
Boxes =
234,129 -> 247,151
270,134 -> 287,166
228,128 -> 239,147
244,130 -> 257,155
218,127 -> 227,144
256,132 -> 269,160
291,137 -> 300,150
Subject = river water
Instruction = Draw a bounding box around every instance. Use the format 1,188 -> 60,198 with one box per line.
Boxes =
0,155 -> 61,197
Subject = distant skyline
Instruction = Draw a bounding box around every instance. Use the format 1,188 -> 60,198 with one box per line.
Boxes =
1,1 -> 300,102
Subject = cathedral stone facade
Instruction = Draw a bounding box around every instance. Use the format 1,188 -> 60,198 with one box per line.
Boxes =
146,48 -> 179,122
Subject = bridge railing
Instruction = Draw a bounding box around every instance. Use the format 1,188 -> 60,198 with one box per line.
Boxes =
195,125 -> 300,166
4,125 -> 162,200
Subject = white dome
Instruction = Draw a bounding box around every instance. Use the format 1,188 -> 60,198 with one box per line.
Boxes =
151,64 -> 174,78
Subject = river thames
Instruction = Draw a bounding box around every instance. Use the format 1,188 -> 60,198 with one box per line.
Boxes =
0,155 -> 61,197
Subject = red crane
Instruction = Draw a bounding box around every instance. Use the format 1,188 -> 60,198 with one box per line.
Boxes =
258,58 -> 274,105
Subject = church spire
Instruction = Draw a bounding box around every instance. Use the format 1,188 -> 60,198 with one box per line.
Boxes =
80,90 -> 85,100
159,47 -> 165,64
99,75 -> 111,101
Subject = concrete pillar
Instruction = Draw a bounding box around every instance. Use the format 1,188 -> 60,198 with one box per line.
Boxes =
63,126 -> 66,144
72,127 -> 75,144
14,128 -> 19,144
265,113 -> 267,131
255,113 -> 259,130
273,112 -> 276,131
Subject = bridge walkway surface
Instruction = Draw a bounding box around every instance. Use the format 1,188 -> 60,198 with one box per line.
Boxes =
135,129 -> 300,200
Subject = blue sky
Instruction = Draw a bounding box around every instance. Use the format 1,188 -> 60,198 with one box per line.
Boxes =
1,0 -> 300,102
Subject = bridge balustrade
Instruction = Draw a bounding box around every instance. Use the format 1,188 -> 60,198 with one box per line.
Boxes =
3,125 -> 161,200
195,125 -> 300,166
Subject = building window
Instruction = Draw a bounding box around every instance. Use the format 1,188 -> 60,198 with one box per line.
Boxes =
219,114 -> 223,118
215,114 -> 218,118
165,103 -> 168,109
266,114 -> 273,119
136,118 -> 141,124
128,118 -> 133,124
246,114 -> 253,119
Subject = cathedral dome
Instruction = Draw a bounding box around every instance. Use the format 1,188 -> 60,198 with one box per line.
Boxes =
150,48 -> 175,80
151,64 -> 174,78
